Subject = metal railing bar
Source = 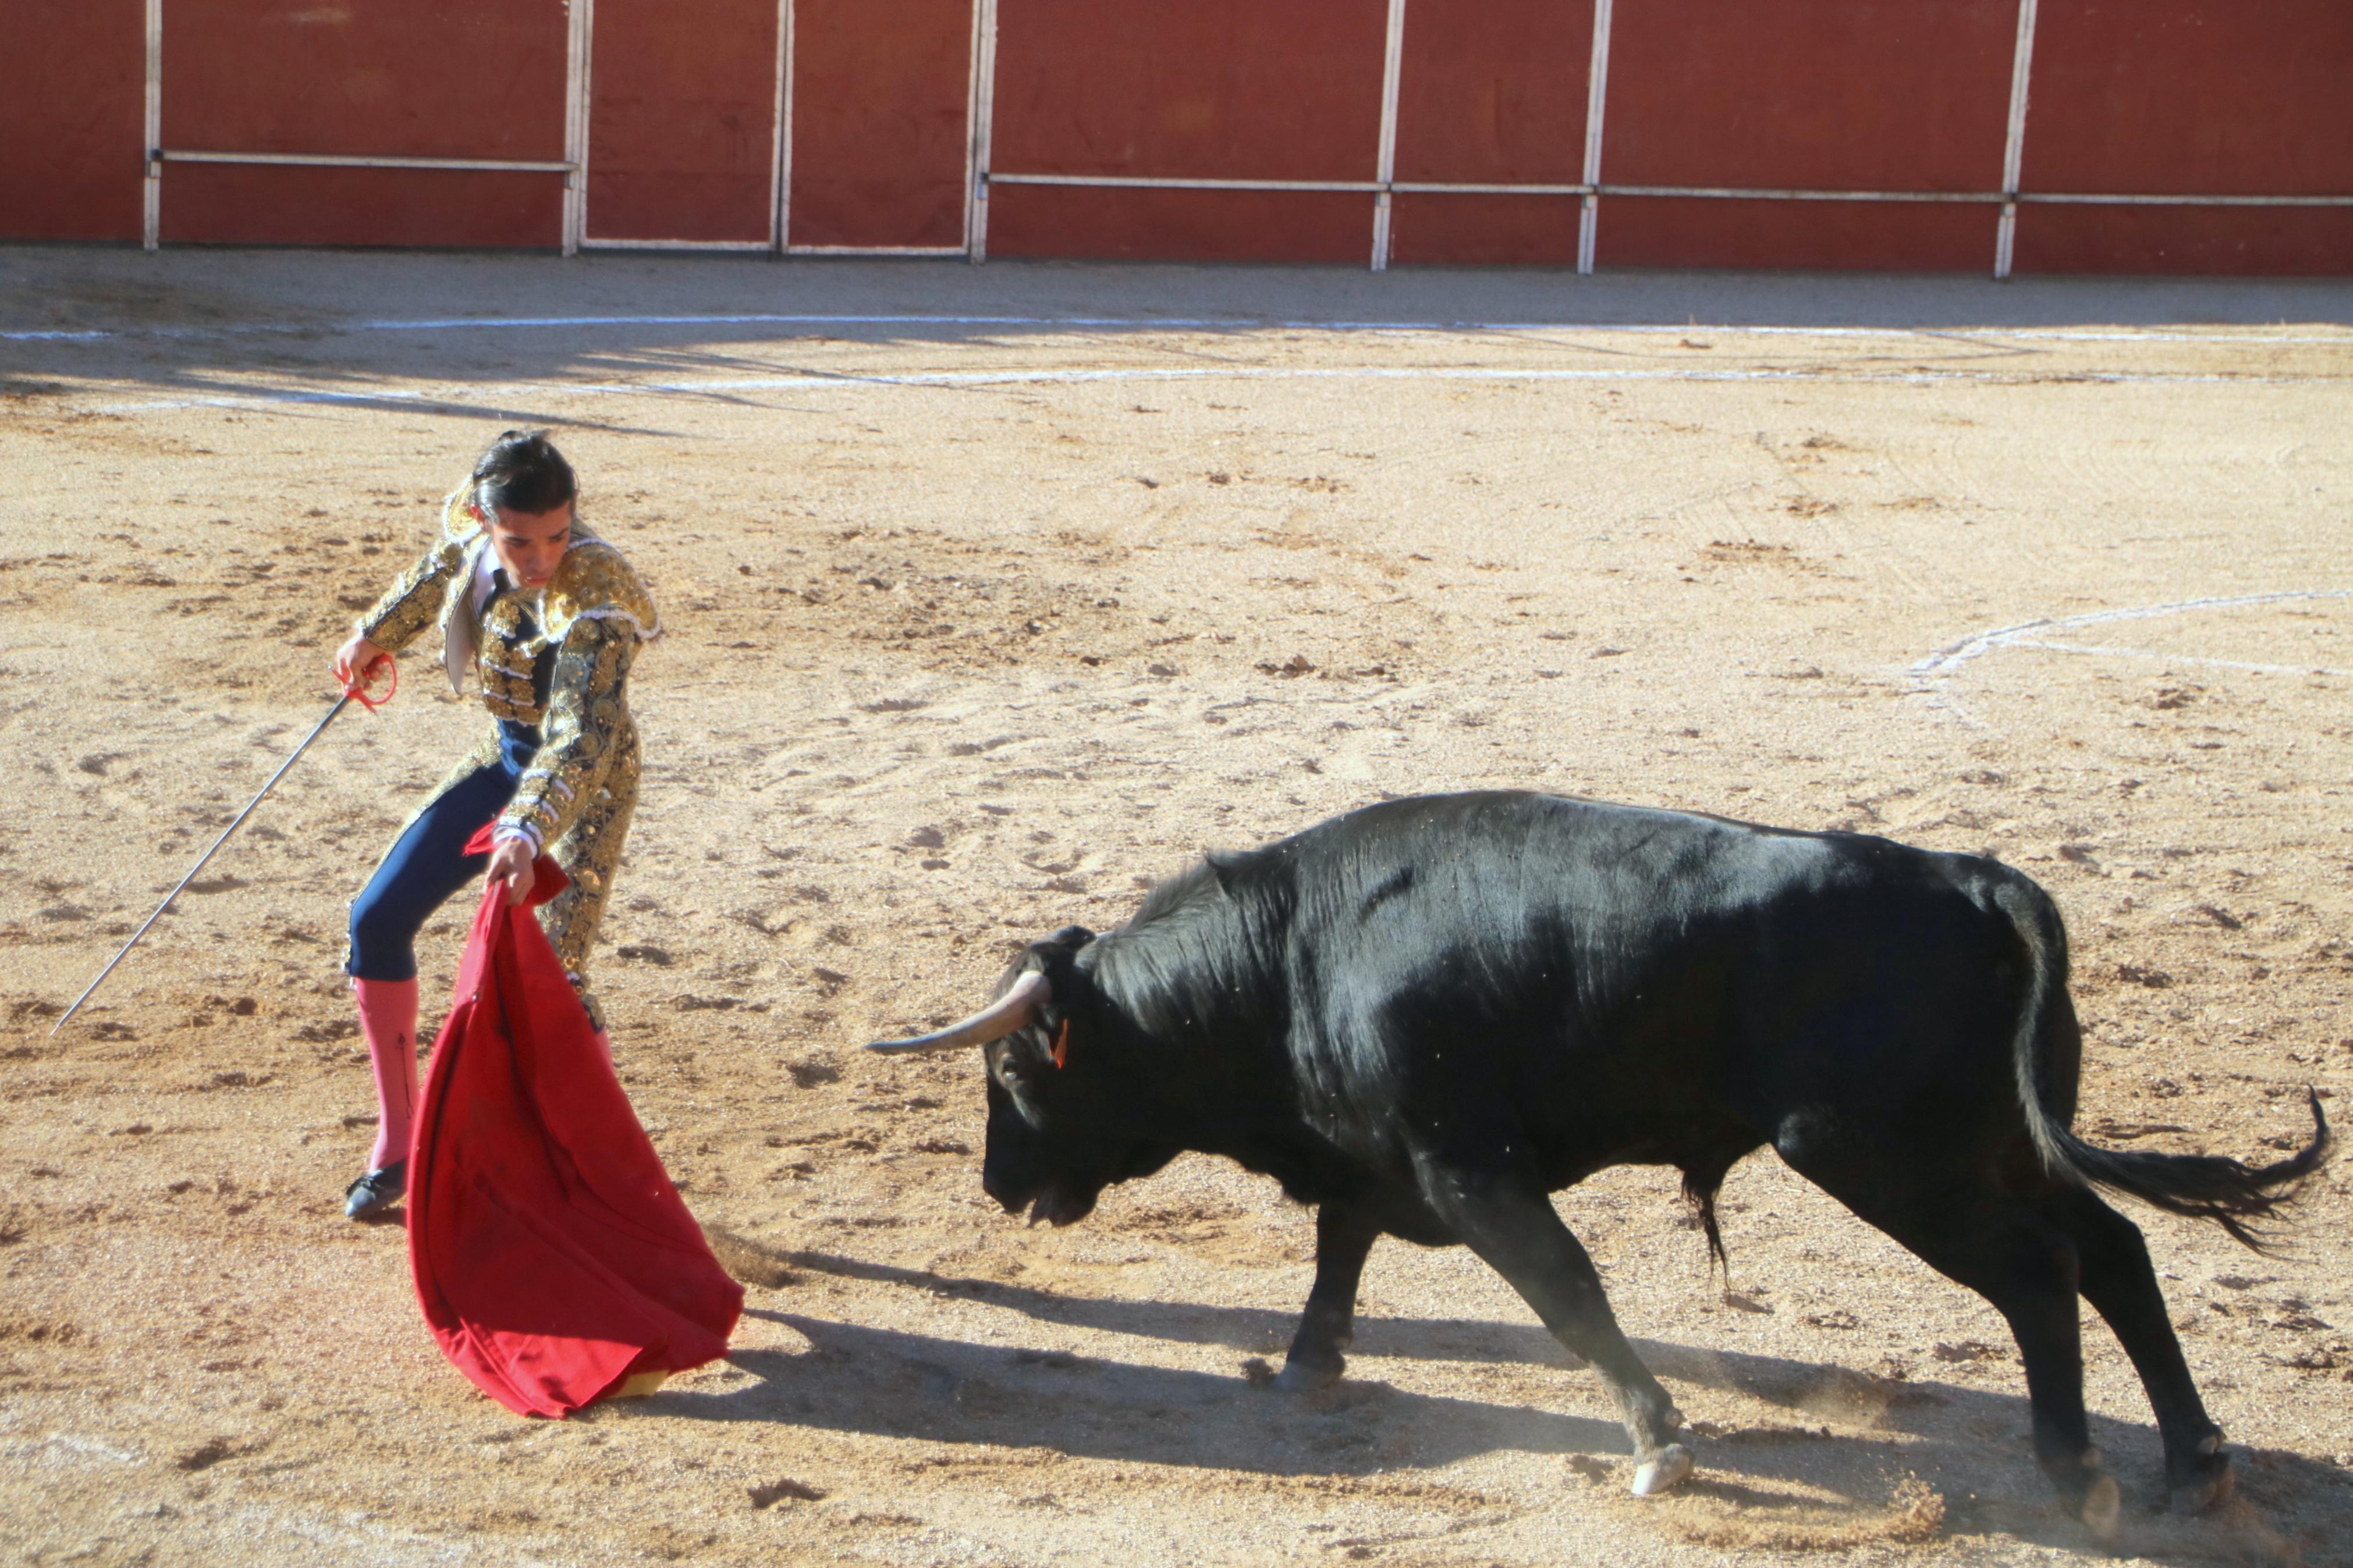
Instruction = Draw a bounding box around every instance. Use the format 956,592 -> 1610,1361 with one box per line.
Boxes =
989,173 -> 1385,192
580,238 -> 776,251
1392,182 -> 1591,195
2018,191 -> 2353,207
785,244 -> 971,256
985,173 -> 2352,208
158,150 -> 575,173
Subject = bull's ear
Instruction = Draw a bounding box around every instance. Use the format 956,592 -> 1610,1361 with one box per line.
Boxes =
1044,925 -> 1096,951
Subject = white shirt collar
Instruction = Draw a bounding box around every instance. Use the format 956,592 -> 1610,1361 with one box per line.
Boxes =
469,534 -> 502,615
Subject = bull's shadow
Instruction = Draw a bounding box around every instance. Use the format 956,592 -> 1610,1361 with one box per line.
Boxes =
641,1251 -> 2350,1560
722,1310 -> 1630,1473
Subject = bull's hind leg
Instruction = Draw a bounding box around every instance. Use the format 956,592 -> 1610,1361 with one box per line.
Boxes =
1417,1165 -> 1690,1495
2046,1185 -> 2232,1512
1277,1201 -> 1380,1392
1783,1144 -> 2117,1536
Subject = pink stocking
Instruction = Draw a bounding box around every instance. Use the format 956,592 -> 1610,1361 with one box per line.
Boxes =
352,977 -> 420,1170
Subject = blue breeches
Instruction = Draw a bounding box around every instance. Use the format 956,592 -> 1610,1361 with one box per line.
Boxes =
346,723 -> 535,983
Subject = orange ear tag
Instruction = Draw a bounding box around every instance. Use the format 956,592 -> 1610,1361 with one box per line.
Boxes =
1052,1019 -> 1070,1069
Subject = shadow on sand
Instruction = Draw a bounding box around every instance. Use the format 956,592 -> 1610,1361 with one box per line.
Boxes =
619,1246 -> 2350,1565
4,248 -> 2349,413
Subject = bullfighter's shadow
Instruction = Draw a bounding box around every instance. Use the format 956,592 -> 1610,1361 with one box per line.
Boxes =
635,1251 -> 2349,1560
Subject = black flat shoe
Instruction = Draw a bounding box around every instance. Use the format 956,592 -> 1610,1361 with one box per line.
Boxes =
344,1161 -> 407,1220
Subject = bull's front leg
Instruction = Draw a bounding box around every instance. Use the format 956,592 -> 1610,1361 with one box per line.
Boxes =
1417,1158 -> 1692,1496
1276,1201 -> 1381,1392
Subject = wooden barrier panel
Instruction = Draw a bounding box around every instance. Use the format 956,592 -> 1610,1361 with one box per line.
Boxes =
2025,1 -> 2353,195
1600,0 -> 2014,269
988,187 -> 1376,264
1605,0 -> 2015,190
2016,1 -> 2353,273
2014,207 -> 2353,278
162,0 -> 567,158
988,0 -> 1386,261
159,0 -> 568,247
1,0 -> 144,242
1390,194 -> 1582,268
587,0 -> 780,244
1393,0 -> 1592,186
1386,0 -> 1591,266
789,0 -> 973,248
1600,197 -> 1999,273
161,165 -> 566,249
993,0 -> 1386,180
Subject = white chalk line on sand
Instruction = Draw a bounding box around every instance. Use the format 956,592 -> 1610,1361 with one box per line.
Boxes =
1906,589 -> 2353,724
9,311 -> 2353,346
2003,638 -> 2353,679
83,361 -> 2350,417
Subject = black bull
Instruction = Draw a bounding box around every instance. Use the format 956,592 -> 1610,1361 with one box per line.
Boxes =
868,791 -> 2327,1531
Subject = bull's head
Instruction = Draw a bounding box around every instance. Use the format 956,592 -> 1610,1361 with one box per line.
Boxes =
867,924 -> 1175,1226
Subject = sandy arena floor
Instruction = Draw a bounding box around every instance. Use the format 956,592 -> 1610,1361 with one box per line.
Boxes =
3,249 -> 2352,1567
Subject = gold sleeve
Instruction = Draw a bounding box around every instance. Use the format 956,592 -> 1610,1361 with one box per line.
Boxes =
354,531 -> 466,654
496,616 -> 636,851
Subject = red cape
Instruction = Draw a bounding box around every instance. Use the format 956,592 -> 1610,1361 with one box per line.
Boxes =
407,828 -> 742,1417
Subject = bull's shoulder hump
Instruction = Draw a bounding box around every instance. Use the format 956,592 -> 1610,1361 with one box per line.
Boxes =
1225,790 -> 2028,902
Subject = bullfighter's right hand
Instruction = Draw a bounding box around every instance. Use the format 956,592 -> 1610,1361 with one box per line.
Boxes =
333,634 -> 391,694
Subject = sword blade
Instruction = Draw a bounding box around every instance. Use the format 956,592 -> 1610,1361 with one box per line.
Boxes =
51,692 -> 356,1035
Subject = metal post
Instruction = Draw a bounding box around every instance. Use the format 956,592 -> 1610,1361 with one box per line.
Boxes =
563,0 -> 594,254
772,0 -> 794,251
1371,0 -> 1408,271
143,0 -> 162,251
966,0 -> 1000,262
1578,0 -> 1614,275
1994,0 -> 2039,280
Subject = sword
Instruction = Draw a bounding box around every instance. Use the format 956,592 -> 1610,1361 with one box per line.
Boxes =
50,663 -> 395,1036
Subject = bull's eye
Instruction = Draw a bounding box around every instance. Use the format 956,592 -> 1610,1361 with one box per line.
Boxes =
992,1049 -> 1027,1092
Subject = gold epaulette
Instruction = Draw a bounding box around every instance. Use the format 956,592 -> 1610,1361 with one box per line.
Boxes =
542,538 -> 661,645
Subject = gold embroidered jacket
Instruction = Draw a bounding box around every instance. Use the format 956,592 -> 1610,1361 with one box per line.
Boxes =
355,495 -> 660,855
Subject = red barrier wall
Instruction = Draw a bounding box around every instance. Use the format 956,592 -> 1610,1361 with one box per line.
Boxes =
159,0 -> 567,246
789,0 -> 972,248
588,0 -> 779,244
1,1 -> 145,242
5,0 -> 2345,273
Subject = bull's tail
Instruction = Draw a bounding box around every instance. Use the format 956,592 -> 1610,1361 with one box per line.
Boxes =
1994,879 -> 2331,1253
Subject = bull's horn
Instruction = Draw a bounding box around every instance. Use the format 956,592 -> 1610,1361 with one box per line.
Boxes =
867,970 -> 1049,1054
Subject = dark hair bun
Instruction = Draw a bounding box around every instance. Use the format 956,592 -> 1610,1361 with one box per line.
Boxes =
472,429 -> 577,516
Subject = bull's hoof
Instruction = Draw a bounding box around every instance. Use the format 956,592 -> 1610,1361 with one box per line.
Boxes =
1630,1444 -> 1694,1497
2077,1472 -> 2121,1541
2167,1443 -> 2234,1515
1273,1354 -> 1346,1393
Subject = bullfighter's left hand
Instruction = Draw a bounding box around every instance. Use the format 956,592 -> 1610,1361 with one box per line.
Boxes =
486,836 -> 541,907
